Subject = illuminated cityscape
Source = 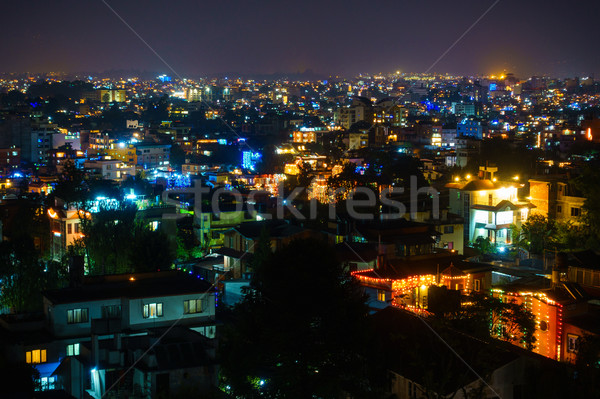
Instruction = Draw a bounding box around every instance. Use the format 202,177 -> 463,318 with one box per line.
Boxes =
1,0 -> 600,398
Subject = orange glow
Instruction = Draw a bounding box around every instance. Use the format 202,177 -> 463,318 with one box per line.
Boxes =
587,128 -> 593,141
48,209 -> 58,219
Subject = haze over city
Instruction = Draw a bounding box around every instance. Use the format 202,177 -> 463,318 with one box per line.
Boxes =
2,0 -> 600,77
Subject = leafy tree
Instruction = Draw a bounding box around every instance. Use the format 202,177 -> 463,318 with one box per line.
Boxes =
575,161 -> 600,247
170,143 -> 186,171
128,222 -> 175,272
220,239 -> 375,398
81,204 -> 137,275
52,159 -> 88,206
246,227 -> 272,275
521,214 -> 555,255
448,293 -> 536,351
471,236 -> 493,255
0,236 -> 45,312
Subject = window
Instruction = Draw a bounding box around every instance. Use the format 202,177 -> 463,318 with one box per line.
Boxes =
37,376 -> 56,391
67,224 -> 72,234
143,303 -> 163,318
567,334 -> 579,353
66,343 -> 80,356
184,299 -> 204,314
557,205 -> 562,214
26,349 -> 47,364
443,225 -> 454,234
377,290 -> 386,302
74,223 -> 80,234
101,305 -> 121,319
67,308 -> 89,324
571,207 -> 581,217
474,279 -> 481,292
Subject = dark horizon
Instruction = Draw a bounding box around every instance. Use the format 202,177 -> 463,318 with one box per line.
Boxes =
1,0 -> 600,79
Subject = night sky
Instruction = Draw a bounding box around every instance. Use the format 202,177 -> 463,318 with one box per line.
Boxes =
2,0 -> 599,78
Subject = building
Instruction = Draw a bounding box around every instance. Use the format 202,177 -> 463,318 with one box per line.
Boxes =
291,127 -> 327,143
457,119 -> 483,139
448,172 -> 534,246
218,220 -> 311,278
372,306 -> 569,399
0,147 -> 21,171
529,176 -> 585,224
83,89 -> 126,103
105,143 -> 137,164
0,270 -> 217,397
83,159 -> 136,181
47,206 -> 87,261
135,143 -> 171,169
334,97 -> 374,130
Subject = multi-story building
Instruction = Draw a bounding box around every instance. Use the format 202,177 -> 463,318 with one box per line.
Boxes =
1,270 -> 217,397
529,176 -> 585,224
83,159 -> 136,181
135,143 -> 171,169
334,97 -> 373,130
0,147 -> 21,171
448,168 -> 534,245
457,119 -> 483,139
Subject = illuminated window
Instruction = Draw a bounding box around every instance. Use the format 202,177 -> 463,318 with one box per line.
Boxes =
67,308 -> 89,324
567,334 -> 579,353
377,290 -> 386,302
143,303 -> 163,318
26,349 -> 47,364
66,343 -> 80,356
37,376 -> 56,391
183,299 -> 205,314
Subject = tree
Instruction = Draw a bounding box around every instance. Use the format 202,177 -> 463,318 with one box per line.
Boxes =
52,159 -> 88,206
81,204 -> 137,275
521,214 -> 556,255
471,236 -> 493,255
129,222 -> 175,272
448,293 -> 536,351
246,227 -> 272,275
220,239 -> 375,398
0,236 -> 45,312
575,161 -> 600,247
170,144 -> 186,171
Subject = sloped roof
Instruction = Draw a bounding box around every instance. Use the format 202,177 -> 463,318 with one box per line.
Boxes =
441,263 -> 467,278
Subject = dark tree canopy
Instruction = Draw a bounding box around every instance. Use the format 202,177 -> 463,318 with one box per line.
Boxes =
220,238 -> 379,398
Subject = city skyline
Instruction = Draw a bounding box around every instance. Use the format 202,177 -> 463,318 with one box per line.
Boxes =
1,0 -> 599,78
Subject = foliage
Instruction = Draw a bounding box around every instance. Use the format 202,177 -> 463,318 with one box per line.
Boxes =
448,293 -> 536,351
470,236 -> 493,255
81,204 -> 137,275
0,235 -> 66,313
52,159 -> 88,206
170,143 -> 186,171
128,222 -> 175,272
0,236 -> 45,312
575,160 -> 600,247
520,213 -> 556,255
246,227 -> 272,275
219,239 -> 377,398
80,203 -> 175,275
